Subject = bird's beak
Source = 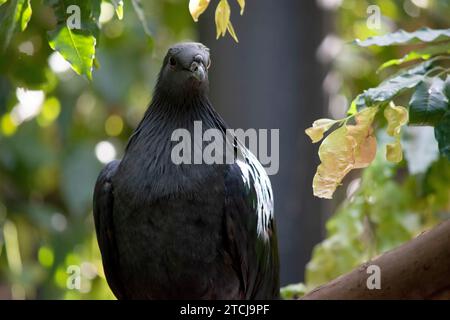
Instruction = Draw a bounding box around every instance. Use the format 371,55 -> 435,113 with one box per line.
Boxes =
190,61 -> 206,81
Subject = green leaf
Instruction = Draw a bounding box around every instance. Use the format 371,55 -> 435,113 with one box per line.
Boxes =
18,0 -> 31,31
0,0 -> 31,50
0,1 -> 18,50
378,42 -> 450,72
47,0 -> 100,80
0,0 -> 8,6
435,112 -> 450,160
110,0 -> 123,20
49,0 -> 101,35
356,61 -> 433,109
131,0 -> 152,37
355,28 -> 450,47
409,77 -> 448,126
48,27 -> 96,80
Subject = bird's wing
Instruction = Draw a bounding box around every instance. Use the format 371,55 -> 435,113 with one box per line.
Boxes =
93,160 -> 125,299
224,150 -> 280,299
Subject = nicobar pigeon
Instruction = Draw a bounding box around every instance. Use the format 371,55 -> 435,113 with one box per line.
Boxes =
93,42 -> 280,299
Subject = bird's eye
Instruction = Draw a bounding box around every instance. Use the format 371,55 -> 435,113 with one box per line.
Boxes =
169,56 -> 177,67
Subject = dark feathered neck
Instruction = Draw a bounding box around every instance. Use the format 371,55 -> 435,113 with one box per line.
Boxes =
143,87 -> 226,130
116,88 -> 232,204
125,89 -> 228,155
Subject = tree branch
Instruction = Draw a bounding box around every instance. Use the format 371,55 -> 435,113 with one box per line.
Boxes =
302,219 -> 450,299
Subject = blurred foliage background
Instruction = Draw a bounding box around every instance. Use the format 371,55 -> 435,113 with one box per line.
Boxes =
283,0 -> 450,298
0,0 -> 195,299
0,0 -> 449,300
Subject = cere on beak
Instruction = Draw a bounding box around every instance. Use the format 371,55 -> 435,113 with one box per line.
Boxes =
190,54 -> 206,81
190,61 -> 206,81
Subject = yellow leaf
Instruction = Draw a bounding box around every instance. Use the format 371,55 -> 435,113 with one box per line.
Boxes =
227,21 -> 239,42
384,102 -> 408,163
215,0 -> 230,38
347,126 -> 377,169
353,106 -> 378,126
313,126 -> 357,199
386,140 -> 403,163
311,107 -> 379,199
237,0 -> 245,15
305,118 -> 337,143
346,107 -> 378,168
384,102 -> 408,137
189,0 -> 211,22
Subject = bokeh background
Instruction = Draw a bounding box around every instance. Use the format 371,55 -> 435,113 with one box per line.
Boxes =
0,0 -> 449,299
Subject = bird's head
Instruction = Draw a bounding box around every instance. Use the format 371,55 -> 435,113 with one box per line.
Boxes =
156,42 -> 211,97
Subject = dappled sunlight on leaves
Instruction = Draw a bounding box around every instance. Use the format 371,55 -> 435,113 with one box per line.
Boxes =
0,0 -> 195,299
311,107 -> 378,199
384,102 -> 408,163
305,118 -> 338,143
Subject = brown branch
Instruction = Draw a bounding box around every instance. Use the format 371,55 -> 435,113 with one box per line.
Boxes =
302,219 -> 450,300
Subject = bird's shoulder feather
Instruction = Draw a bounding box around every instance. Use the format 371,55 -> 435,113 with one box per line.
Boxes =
93,160 -> 126,299
223,148 -> 280,299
